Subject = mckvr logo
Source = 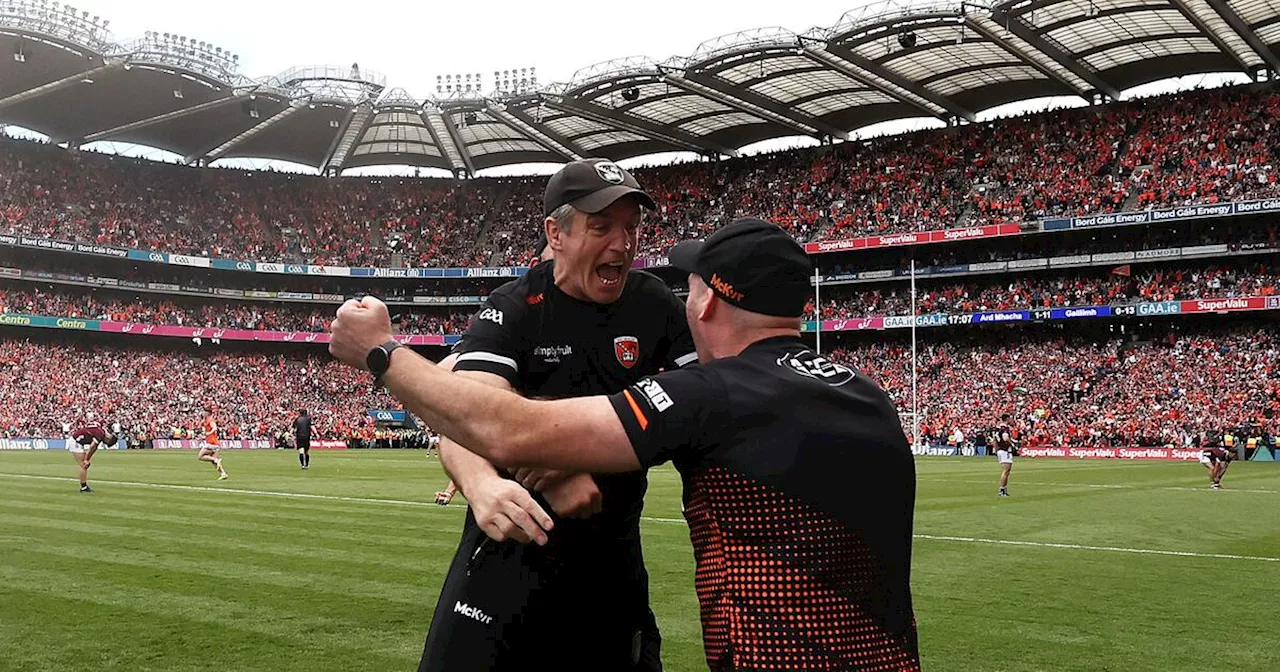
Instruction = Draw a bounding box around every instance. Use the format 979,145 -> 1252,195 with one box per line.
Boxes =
454,601 -> 494,625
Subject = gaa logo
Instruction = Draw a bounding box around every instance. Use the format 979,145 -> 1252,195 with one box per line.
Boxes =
595,161 -> 625,184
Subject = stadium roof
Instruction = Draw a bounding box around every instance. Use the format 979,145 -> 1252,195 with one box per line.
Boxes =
2,0 -> 1279,175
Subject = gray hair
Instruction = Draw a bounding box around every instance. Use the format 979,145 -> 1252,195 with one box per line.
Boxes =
547,203 -> 579,232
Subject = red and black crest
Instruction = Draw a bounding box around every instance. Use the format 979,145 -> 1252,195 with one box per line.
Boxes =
614,336 -> 639,369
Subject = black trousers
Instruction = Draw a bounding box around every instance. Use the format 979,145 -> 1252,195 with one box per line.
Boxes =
418,510 -> 662,672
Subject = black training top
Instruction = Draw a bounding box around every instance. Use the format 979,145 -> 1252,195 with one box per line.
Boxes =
451,258 -> 695,602
609,335 -> 921,672
293,414 -> 311,441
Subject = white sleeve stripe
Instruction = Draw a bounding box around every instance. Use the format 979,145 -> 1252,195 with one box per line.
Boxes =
454,352 -> 519,371
675,352 -> 698,367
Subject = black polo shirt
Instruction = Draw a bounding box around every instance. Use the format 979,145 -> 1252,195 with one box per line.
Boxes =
293,415 -> 311,442
609,335 -> 921,672
450,259 -> 696,604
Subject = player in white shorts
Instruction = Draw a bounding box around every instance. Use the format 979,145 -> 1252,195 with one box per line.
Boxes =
1200,444 -> 1231,489
994,420 -> 1015,497
70,423 -> 117,493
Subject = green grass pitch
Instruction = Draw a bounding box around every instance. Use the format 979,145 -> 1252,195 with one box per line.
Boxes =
1,450 -> 1278,671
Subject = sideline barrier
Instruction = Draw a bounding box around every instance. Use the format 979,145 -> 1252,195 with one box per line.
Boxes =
0,438 -> 71,450
1017,446 -> 1203,461
152,439 -> 273,450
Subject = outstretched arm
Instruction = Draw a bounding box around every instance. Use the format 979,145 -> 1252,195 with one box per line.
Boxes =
384,346 -> 639,473
330,298 -> 640,474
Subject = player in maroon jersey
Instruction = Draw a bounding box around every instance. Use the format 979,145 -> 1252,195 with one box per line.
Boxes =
70,423 -> 117,492
1200,444 -> 1233,489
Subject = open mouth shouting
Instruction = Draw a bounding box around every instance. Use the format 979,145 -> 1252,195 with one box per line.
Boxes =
596,261 -> 626,287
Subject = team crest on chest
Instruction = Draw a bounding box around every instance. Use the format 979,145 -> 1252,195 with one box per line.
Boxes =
613,336 -> 640,369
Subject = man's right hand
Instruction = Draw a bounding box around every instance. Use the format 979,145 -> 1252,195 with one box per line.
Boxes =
541,473 -> 603,520
465,474 -> 554,545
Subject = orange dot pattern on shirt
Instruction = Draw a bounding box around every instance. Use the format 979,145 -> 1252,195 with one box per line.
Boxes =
684,466 -> 920,671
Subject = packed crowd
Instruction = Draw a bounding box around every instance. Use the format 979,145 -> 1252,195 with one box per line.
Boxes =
5,86 -> 1280,266
0,284 -> 471,334
808,262 -> 1280,319
829,325 -> 1280,448
0,338 -> 405,440
819,220 -> 1279,278
1123,90 -> 1280,208
0,142 -> 498,267
5,321 -> 1275,448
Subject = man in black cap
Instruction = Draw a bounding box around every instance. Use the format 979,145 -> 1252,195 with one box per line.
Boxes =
408,158 -> 696,671
331,218 -> 922,672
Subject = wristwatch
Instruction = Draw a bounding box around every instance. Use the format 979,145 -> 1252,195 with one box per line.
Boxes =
367,339 -> 403,382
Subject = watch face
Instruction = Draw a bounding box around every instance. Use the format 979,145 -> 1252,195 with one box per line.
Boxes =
367,346 -> 388,374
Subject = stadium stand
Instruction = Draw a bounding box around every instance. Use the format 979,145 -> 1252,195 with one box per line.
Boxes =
6,1 -> 1280,448
0,283 -> 472,334
808,260 -> 1280,320
5,87 -> 1280,267
0,335 -> 400,442
827,322 -> 1280,449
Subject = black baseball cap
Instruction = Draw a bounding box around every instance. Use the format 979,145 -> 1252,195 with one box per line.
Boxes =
543,158 -> 656,217
668,218 -> 813,318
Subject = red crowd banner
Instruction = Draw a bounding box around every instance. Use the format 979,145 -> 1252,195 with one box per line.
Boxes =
804,224 -> 1021,254
310,440 -> 349,450
1018,446 -> 1202,461
1179,297 -> 1268,313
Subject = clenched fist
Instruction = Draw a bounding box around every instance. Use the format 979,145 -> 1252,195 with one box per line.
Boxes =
328,296 -> 396,370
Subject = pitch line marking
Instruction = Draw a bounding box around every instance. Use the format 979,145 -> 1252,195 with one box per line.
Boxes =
917,476 -> 1277,494
0,473 -> 430,507
913,534 -> 1280,563
4,474 -> 1277,563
